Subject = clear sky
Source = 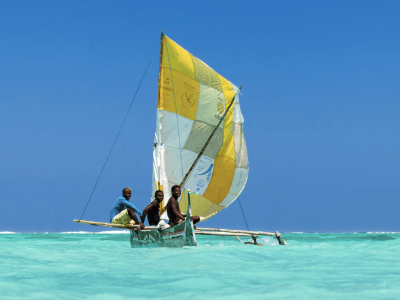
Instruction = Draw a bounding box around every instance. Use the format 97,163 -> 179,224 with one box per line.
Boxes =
1,0 -> 399,233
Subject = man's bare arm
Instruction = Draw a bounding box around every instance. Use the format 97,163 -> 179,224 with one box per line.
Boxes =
172,199 -> 186,220
127,208 -> 145,229
140,203 -> 156,223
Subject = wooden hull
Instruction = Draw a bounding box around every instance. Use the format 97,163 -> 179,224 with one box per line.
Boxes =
130,215 -> 197,248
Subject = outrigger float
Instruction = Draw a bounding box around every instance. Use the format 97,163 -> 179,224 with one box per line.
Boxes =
74,33 -> 286,247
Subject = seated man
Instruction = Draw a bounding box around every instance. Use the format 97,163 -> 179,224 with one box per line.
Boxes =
141,190 -> 164,226
110,188 -> 145,229
166,185 -> 200,227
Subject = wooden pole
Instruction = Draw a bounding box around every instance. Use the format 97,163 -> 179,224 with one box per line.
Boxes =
196,227 -> 276,236
195,230 -> 253,237
275,231 -> 287,245
73,219 -> 157,230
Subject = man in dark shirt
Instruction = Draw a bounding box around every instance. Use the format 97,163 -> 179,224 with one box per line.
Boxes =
166,185 -> 200,226
141,190 -> 164,226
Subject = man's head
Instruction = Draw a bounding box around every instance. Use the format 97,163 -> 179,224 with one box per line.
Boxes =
171,185 -> 181,199
154,190 -> 164,203
122,188 -> 131,200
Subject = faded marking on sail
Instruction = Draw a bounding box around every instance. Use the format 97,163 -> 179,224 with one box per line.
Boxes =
152,35 -> 248,222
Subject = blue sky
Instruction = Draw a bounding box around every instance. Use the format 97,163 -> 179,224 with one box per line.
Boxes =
1,0 -> 399,232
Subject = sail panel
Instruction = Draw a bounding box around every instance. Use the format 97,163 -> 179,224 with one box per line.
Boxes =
152,35 -> 249,222
219,167 -> 249,207
162,38 -> 195,79
179,192 -> 213,217
159,110 -> 193,148
190,54 -> 223,93
202,203 -> 224,219
182,120 -> 223,159
163,146 -> 198,184
195,83 -> 225,128
218,75 -> 236,160
203,154 -> 236,204
158,69 -> 199,120
233,123 -> 248,168
182,155 -> 215,194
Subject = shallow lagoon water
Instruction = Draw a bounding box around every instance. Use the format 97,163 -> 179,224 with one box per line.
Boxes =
0,232 -> 399,299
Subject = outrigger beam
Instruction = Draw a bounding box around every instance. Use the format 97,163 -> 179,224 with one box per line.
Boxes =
73,219 -> 157,230
195,230 -> 253,237
196,227 -> 275,236
196,227 -> 287,245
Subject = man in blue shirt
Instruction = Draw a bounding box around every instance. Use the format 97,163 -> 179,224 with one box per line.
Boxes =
110,188 -> 145,229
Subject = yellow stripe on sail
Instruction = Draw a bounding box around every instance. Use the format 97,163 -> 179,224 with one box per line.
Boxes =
203,77 -> 236,205
155,182 -> 167,216
203,154 -> 236,204
155,181 -> 163,192
218,74 -> 236,161
162,36 -> 195,79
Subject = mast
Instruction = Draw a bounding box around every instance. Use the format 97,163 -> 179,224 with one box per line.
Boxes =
156,31 -> 164,190
155,31 -> 167,215
179,85 -> 242,189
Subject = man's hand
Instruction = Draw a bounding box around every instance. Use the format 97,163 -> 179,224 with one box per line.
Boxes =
139,222 -> 145,230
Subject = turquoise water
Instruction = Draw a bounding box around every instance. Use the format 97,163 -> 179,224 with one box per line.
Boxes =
0,232 -> 399,299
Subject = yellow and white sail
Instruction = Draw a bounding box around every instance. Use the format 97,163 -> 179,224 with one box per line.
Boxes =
152,34 -> 248,222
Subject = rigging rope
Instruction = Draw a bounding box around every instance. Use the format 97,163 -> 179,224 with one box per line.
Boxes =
164,37 -> 185,182
237,197 -> 250,231
79,53 -> 155,220
164,36 -> 186,211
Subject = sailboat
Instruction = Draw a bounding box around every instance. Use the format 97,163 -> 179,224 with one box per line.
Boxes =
74,33 -> 286,247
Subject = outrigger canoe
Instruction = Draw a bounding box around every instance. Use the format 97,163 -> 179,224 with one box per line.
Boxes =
74,32 -> 287,247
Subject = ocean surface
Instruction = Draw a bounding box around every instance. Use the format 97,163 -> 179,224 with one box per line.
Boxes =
0,232 -> 399,300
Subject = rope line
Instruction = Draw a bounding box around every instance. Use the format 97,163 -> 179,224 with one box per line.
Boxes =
164,37 -> 186,211
164,38 -> 185,182
79,53 -> 155,220
237,197 -> 250,231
